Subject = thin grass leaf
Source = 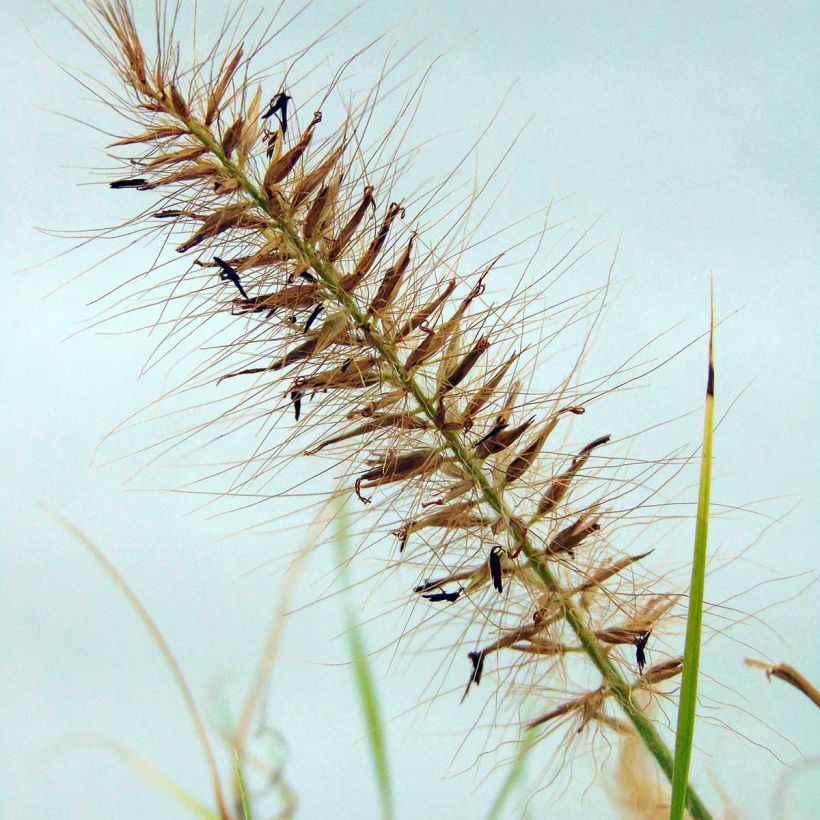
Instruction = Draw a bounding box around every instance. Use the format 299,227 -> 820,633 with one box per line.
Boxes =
82,737 -> 220,820
485,728 -> 537,820
670,287 -> 716,820
334,498 -> 395,820
48,510 -> 230,819
234,749 -> 254,820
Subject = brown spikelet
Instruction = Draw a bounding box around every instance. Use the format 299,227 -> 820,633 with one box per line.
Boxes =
303,172 -> 341,240
473,416 -> 534,459
327,186 -> 375,261
220,116 -> 245,157
355,449 -> 444,503
642,657 -> 684,685
292,143 -> 346,208
175,204 -> 263,253
345,202 -> 404,290
577,550 -> 654,595
304,412 -> 429,455
396,279 -> 457,340
234,282 -> 316,315
137,163 -> 218,190
263,111 -> 322,190
108,125 -> 186,147
141,145 -> 207,171
504,417 -> 560,484
441,337 -> 490,394
297,358 -> 382,394
462,352 -> 519,424
205,44 -> 244,125
368,235 -> 414,316
393,501 -> 486,551
745,658 -> 820,707
538,434 -> 611,515
168,83 -> 190,118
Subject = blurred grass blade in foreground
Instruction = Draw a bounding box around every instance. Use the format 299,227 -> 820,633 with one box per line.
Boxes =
334,498 -> 395,820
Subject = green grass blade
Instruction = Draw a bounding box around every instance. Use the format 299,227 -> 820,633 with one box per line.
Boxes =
670,292 -> 716,819
333,498 -> 395,820
234,749 -> 254,820
485,728 -> 537,820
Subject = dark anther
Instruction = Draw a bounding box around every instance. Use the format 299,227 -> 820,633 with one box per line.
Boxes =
264,128 -> 279,158
474,421 -> 506,448
214,256 -> 248,300
635,630 -> 651,675
489,545 -> 504,594
414,578 -> 444,594
299,271 -> 317,283
290,389 -> 303,422
422,587 -> 461,603
261,91 -> 292,134
462,650 -> 486,702
304,304 -> 323,333
109,178 -> 147,189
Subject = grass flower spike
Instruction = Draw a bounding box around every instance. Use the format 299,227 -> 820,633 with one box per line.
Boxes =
56,2 -> 737,816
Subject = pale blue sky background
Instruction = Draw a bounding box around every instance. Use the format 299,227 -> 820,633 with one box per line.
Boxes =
2,1 -> 818,818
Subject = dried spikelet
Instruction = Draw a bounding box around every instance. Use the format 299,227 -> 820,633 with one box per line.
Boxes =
327,185 -> 375,261
393,280 -> 450,338
231,281 -> 318,314
292,143 -> 346,208
205,43 -> 244,125
545,511 -> 600,557
220,116 -> 244,157
393,500 -> 486,551
141,145 -> 206,170
304,412 -> 428,455
108,125 -> 185,146
237,84 -> 262,162
462,352 -> 519,424
538,434 -> 611,515
466,610 -> 553,697
263,111 -> 322,190
355,449 -> 444,503
440,336 -> 490,394
527,687 -> 606,730
744,658 -> 820,707
504,416 -> 560,484
343,202 -> 404,292
367,235 -> 414,317
138,162 -> 218,190
176,204 -> 265,253
213,176 -> 243,196
473,416 -> 534,459
641,657 -> 684,686
297,357 -> 383,393
303,172 -> 342,240
577,550 -> 653,597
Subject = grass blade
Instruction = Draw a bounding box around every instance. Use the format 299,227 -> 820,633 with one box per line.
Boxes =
670,289 -> 716,819
71,737 -> 220,819
49,511 -> 230,818
234,749 -> 254,820
333,498 -> 395,820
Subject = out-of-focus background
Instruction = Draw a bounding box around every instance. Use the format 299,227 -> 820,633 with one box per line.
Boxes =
2,1 -> 818,817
